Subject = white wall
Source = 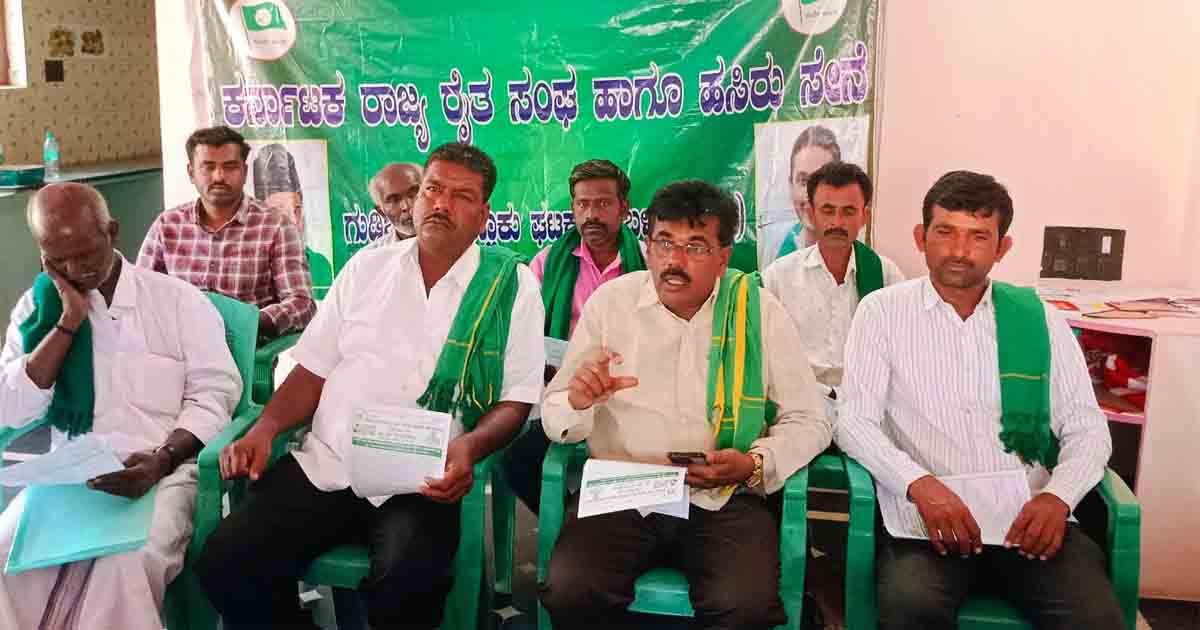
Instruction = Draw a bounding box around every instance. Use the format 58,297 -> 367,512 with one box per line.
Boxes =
155,1 -> 206,208
871,1 -> 1200,289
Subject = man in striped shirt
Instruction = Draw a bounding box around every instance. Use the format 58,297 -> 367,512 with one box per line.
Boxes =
137,126 -> 315,339
836,171 -> 1123,630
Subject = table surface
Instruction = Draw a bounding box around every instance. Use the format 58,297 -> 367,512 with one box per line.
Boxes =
1037,279 -> 1200,338
0,158 -> 162,198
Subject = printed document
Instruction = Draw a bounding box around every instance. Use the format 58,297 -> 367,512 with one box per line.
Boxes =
879,469 -> 1032,546
0,434 -> 123,487
544,337 -> 569,368
349,407 -> 451,498
578,459 -> 688,519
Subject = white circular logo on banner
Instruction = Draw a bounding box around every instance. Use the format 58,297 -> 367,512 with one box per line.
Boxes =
231,0 -> 297,61
781,0 -> 848,35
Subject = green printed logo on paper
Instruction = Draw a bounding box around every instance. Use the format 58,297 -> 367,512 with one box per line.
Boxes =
243,2 -> 286,31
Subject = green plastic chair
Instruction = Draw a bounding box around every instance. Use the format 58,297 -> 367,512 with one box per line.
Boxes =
0,291 -> 260,630
251,332 -> 299,405
838,453 -> 1142,630
535,442 -> 810,630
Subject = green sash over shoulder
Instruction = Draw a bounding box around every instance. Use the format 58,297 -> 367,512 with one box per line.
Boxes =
707,269 -> 769,453
417,247 -> 521,431
852,241 -> 884,300
17,273 -> 94,437
993,282 -> 1059,468
541,225 -> 645,340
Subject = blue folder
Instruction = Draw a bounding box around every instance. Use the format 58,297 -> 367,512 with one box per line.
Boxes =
5,484 -> 157,574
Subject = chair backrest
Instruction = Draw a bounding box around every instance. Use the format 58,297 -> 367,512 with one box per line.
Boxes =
204,292 -> 259,416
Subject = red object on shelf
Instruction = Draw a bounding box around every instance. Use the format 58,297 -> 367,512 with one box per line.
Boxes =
1103,354 -> 1147,409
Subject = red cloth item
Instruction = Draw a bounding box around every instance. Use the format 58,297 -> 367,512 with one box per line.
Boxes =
1103,354 -> 1147,408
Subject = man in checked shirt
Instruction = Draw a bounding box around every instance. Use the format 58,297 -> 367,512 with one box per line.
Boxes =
137,126 -> 315,339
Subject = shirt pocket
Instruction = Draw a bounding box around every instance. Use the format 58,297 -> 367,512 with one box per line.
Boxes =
117,352 -> 186,418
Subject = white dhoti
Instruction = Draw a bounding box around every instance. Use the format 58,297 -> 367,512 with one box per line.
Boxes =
0,464 -> 197,630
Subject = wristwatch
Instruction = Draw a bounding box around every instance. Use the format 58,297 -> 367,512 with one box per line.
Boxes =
154,443 -> 177,469
745,452 -> 765,489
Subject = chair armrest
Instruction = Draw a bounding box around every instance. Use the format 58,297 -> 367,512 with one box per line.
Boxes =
190,404 -> 263,561
843,455 -> 879,630
1097,468 -> 1141,630
1098,468 -> 1140,541
779,467 -> 809,630
536,442 -> 576,583
0,418 -> 51,455
254,333 -> 301,365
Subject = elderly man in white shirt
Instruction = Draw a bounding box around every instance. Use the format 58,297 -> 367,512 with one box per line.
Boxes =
836,171 -> 1123,630
361,162 -> 422,251
196,143 -> 544,630
0,183 -> 240,630
539,180 -> 831,630
763,161 -> 903,410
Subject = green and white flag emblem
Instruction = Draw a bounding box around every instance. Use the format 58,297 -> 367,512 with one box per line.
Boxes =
242,2 -> 286,32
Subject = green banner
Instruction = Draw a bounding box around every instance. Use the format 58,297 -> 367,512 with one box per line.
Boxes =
197,0 -> 880,291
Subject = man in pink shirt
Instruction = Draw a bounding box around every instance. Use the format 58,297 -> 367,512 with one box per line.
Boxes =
504,159 -> 645,513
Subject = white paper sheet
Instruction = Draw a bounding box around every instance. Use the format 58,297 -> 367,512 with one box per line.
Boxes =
578,459 -> 687,519
0,435 -> 123,487
348,407 -> 451,498
636,491 -> 691,519
880,469 -> 1032,546
544,337 -> 569,369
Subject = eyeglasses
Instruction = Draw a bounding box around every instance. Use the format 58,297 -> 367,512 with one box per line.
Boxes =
571,198 -> 616,212
649,237 -> 716,258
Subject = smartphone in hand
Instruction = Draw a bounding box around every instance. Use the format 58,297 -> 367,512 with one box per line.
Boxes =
668,451 -> 708,466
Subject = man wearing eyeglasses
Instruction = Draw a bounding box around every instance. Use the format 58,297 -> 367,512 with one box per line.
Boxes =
503,159 -> 646,514
362,162 -> 423,251
538,180 -> 831,630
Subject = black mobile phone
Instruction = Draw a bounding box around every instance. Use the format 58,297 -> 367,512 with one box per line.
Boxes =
668,451 -> 708,465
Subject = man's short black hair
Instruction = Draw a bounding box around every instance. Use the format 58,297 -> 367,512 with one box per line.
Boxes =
790,125 -> 841,180
186,125 -> 250,163
645,180 -> 738,247
425,143 -> 498,200
806,161 -> 873,208
569,159 -> 631,201
922,170 -> 1014,238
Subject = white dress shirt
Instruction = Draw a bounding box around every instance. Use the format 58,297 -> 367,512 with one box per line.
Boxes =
835,277 -> 1112,512
542,271 -> 832,511
0,255 -> 241,457
291,240 -> 545,506
360,228 -> 411,252
763,243 -> 904,388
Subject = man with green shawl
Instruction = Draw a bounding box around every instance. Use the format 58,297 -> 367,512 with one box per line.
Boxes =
763,162 -> 904,415
539,180 -> 831,630
196,143 -> 545,630
503,159 -> 645,514
835,171 -> 1122,630
0,183 -> 240,630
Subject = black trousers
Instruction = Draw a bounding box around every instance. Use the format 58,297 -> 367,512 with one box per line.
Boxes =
876,523 -> 1125,630
540,493 -> 788,630
500,418 -> 552,514
194,455 -> 461,630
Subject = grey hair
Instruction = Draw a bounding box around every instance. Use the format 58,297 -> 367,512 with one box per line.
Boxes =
26,182 -> 112,237
368,162 -> 423,206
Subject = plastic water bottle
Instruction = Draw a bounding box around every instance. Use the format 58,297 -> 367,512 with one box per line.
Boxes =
42,130 -> 60,180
